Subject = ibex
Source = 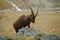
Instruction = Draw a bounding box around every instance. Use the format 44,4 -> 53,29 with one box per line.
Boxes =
13,6 -> 38,33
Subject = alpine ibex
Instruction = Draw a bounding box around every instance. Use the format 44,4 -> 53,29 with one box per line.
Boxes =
13,6 -> 38,33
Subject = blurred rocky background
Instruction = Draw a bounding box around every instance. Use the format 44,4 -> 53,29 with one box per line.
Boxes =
0,0 -> 60,40
0,28 -> 60,40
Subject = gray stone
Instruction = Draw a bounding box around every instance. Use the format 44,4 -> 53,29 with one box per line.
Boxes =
0,28 -> 60,40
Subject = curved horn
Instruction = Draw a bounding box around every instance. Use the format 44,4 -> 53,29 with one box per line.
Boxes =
28,6 -> 34,16
35,7 -> 38,18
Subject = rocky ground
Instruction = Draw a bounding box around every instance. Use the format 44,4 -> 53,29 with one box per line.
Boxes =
0,28 -> 60,40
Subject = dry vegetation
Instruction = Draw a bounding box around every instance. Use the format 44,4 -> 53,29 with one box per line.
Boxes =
0,0 -> 60,37
0,11 -> 60,37
7,36 -> 35,40
0,0 -> 12,10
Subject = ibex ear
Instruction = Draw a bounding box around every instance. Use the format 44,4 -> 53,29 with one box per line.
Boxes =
28,6 -> 34,16
35,7 -> 38,18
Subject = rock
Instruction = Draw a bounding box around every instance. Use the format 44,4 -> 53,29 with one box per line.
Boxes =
35,32 -> 60,40
18,28 -> 40,36
43,32 -> 60,40
0,36 -> 6,40
0,28 -> 60,40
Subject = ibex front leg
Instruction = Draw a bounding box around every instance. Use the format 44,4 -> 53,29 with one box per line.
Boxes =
28,24 -> 30,28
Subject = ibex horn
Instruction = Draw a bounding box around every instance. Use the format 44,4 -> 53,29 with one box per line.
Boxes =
35,7 -> 38,18
28,5 -> 34,16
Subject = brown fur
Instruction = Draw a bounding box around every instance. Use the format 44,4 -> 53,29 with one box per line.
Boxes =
13,6 -> 38,33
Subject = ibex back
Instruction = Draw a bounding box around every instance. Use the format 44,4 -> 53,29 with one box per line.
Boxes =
13,6 -> 38,33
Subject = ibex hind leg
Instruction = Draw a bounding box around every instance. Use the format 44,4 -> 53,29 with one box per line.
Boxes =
15,27 -> 22,33
13,27 -> 19,33
15,28 -> 19,33
15,28 -> 22,33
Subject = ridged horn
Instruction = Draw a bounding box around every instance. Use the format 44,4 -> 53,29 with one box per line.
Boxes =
35,7 -> 38,18
28,6 -> 34,16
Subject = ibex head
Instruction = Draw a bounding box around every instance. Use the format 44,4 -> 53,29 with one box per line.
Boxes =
29,6 -> 38,23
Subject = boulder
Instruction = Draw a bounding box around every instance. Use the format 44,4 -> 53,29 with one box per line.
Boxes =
0,28 -> 60,40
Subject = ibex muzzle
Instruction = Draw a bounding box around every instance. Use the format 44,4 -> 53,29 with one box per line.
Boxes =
13,6 -> 38,33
